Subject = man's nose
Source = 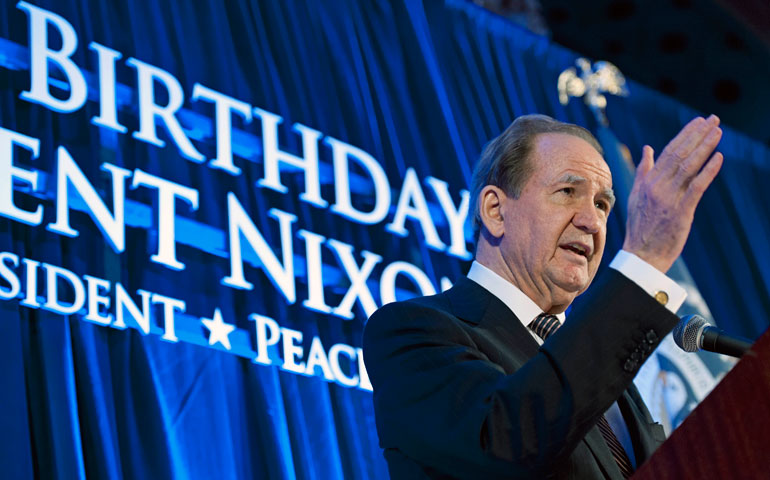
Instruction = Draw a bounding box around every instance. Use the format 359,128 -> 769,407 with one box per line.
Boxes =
572,202 -> 602,234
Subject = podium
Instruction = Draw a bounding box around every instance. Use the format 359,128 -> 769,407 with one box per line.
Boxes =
632,329 -> 770,479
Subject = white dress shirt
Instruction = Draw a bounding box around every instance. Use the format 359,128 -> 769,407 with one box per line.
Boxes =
466,249 -> 685,467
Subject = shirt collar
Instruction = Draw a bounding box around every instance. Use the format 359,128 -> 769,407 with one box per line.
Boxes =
466,261 -> 565,327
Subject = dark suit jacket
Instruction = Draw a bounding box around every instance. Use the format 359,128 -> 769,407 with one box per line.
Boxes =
363,269 -> 675,479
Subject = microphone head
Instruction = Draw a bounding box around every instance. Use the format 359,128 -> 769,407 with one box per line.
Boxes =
673,314 -> 709,352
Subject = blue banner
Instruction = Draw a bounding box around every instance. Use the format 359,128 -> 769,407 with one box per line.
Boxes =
0,1 -> 768,478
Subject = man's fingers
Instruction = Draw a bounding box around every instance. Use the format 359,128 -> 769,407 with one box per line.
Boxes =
676,126 -> 722,178
686,151 -> 724,203
641,145 -> 654,173
635,145 -> 654,178
662,116 -> 715,156
662,117 -> 703,153
629,146 -> 654,198
658,115 -> 720,174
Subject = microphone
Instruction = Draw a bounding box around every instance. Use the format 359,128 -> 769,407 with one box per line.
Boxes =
673,314 -> 753,358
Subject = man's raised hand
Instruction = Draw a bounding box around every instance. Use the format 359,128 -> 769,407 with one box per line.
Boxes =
623,115 -> 723,273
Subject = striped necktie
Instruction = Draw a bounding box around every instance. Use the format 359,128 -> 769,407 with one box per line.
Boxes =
529,313 -> 634,479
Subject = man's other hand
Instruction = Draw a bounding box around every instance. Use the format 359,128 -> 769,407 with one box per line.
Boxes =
623,115 -> 723,273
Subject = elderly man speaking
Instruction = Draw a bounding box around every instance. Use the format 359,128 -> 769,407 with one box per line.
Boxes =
363,114 -> 722,479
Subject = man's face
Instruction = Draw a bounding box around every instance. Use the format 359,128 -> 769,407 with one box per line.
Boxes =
499,133 -> 614,312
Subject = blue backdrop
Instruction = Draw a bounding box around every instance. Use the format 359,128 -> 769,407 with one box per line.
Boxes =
0,1 -> 768,479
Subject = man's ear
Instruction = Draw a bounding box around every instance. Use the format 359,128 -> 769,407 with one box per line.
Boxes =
479,185 -> 507,239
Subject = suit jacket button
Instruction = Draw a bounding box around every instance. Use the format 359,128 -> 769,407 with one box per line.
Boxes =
645,330 -> 658,344
623,359 -> 635,373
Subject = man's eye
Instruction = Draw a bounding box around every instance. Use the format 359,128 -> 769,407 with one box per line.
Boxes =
595,200 -> 610,211
559,187 -> 574,195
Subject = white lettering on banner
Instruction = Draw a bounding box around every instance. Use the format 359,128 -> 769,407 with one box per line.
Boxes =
0,253 -> 180,338
380,261 -> 437,306
150,293 -> 184,342
298,229 -> 333,314
18,1 -> 87,112
20,258 -> 41,308
326,136 -> 391,225
356,348 -> 372,390
0,127 -> 42,226
0,128 -> 443,318
255,108 -> 327,208
0,250 -> 380,389
250,312 -> 371,390
0,252 -> 21,299
281,327 -> 306,373
131,169 -> 199,271
13,2 -> 471,259
126,57 -> 206,162
222,194 -> 298,303
2,2 -> 477,389
47,147 -> 131,253
113,283 -> 152,332
327,239 -> 382,320
88,43 -> 128,133
252,313 -> 281,365
191,83 -> 252,175
425,176 -> 471,259
12,0 -> 472,259
306,336 -> 334,381
387,167 -> 445,251
329,343 -> 358,387
41,263 -> 85,315
84,275 -> 112,324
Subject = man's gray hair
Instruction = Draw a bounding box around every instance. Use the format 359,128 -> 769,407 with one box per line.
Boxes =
470,114 -> 603,240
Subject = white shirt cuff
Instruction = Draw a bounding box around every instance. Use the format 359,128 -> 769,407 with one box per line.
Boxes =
609,250 -> 687,313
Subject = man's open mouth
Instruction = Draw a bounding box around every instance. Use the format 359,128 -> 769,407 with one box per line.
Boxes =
560,242 -> 592,258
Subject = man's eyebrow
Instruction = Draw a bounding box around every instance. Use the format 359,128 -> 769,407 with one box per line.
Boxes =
557,174 -> 586,184
557,174 -> 616,207
601,188 -> 616,208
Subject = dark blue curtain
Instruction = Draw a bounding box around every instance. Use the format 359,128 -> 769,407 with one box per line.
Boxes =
0,1 -> 768,479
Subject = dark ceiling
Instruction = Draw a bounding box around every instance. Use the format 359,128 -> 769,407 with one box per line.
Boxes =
478,0 -> 770,146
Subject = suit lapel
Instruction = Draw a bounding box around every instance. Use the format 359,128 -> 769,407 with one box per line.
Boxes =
446,277 -> 540,362
583,385 -> 666,480
582,424 -> 622,480
618,384 -> 667,464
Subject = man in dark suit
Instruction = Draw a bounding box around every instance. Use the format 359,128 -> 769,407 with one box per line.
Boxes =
363,114 -> 723,479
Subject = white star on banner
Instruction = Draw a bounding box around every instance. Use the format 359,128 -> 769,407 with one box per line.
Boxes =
200,308 -> 235,351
